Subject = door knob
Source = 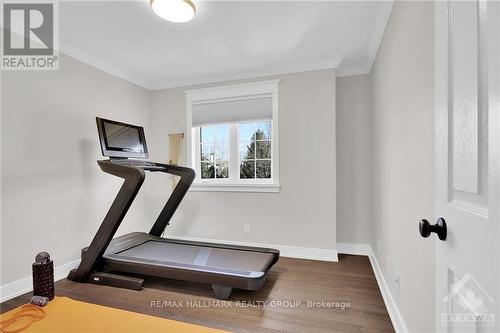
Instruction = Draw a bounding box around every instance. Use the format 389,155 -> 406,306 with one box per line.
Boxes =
419,218 -> 447,241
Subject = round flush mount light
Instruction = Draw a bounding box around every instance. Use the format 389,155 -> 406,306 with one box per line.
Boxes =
150,0 -> 196,23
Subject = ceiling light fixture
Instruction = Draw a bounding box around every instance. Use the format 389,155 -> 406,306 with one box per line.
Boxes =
150,0 -> 196,23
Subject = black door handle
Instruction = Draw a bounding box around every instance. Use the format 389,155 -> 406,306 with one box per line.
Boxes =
419,218 -> 447,241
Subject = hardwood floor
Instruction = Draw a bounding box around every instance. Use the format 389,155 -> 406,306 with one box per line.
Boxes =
1,255 -> 394,332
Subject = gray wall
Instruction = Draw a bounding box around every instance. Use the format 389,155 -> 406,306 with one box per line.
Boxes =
146,70 -> 337,250
336,74 -> 372,244
1,54 -> 152,284
371,1 -> 435,332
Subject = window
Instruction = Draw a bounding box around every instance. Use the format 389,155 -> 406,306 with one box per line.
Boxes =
186,81 -> 279,192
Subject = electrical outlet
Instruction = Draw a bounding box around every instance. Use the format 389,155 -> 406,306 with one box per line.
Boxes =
243,223 -> 250,233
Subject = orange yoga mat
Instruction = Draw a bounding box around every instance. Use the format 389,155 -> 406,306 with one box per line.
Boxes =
1,297 -> 226,333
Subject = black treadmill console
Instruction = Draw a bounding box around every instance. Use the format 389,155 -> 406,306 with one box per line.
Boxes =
96,117 -> 148,159
109,159 -> 153,167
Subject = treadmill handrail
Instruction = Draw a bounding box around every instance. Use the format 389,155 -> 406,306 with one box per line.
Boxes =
68,160 -> 195,283
147,162 -> 195,236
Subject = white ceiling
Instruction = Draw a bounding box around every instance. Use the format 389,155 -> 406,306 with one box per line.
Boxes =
59,1 -> 393,90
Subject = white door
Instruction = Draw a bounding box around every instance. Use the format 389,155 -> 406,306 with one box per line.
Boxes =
435,1 -> 499,332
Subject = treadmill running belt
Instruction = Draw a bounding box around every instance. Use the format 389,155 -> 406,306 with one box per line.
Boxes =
117,241 -> 274,272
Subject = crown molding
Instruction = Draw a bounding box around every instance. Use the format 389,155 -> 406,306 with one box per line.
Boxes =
151,59 -> 341,91
59,42 -> 154,90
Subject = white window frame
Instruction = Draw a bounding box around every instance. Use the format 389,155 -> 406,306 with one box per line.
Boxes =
185,80 -> 280,193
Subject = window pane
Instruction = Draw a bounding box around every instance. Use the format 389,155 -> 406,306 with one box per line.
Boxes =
214,124 -> 229,142
239,122 -> 255,142
256,140 -> 271,159
201,144 -> 215,162
255,121 -> 272,140
240,160 -> 255,179
201,162 -> 215,179
215,143 -> 229,161
216,161 -> 229,178
201,124 -> 229,143
201,126 -> 215,143
256,160 -> 271,179
239,141 -> 255,160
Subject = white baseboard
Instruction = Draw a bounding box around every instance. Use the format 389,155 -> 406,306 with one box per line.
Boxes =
167,235 -> 339,262
336,242 -> 373,256
368,251 -> 408,333
0,259 -> 80,303
337,243 -> 408,333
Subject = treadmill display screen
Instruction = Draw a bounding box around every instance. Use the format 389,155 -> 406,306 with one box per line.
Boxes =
96,117 -> 149,159
104,123 -> 143,152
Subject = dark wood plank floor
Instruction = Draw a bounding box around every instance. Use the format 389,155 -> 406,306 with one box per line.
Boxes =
1,255 -> 394,332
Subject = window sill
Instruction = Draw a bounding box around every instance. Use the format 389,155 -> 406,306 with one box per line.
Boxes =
190,182 -> 280,193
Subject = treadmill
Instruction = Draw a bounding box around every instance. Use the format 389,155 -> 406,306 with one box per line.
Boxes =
67,117 -> 279,299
